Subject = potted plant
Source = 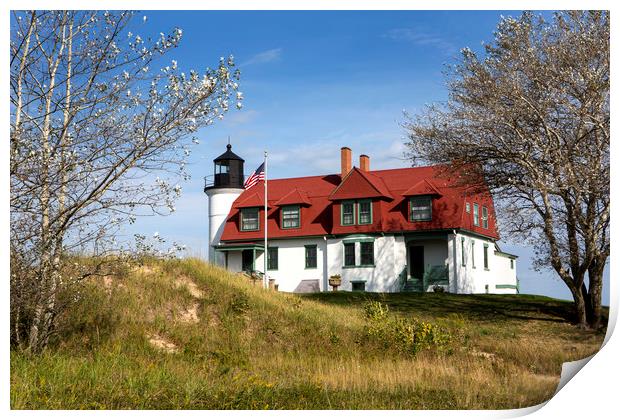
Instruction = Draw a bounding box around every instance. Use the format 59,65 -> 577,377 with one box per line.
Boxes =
329,274 -> 342,291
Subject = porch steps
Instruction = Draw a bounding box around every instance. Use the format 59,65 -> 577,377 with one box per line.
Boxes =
402,280 -> 423,293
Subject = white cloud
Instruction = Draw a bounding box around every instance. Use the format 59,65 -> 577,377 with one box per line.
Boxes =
241,48 -> 282,66
247,135 -> 410,179
384,28 -> 456,55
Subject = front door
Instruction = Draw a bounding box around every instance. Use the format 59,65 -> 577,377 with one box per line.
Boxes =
242,249 -> 254,272
409,245 -> 424,281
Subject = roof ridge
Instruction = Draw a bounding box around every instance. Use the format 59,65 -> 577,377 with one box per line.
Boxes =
263,165 -> 446,183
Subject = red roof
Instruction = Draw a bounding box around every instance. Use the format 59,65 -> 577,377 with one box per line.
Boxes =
329,167 -> 393,201
402,179 -> 442,197
274,187 -> 312,206
220,165 -> 499,242
234,191 -> 270,208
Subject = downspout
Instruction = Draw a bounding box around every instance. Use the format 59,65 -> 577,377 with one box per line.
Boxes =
323,236 -> 328,292
452,230 -> 458,293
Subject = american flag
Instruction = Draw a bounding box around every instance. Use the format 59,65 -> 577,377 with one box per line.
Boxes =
243,162 -> 265,189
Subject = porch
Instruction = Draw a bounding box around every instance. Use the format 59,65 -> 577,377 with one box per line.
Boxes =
398,232 -> 451,292
213,242 -> 264,277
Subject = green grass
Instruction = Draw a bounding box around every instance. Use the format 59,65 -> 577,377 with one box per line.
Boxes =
10,258 -> 606,409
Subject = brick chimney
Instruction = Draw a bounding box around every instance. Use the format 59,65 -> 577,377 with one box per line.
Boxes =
341,147 -> 352,178
360,154 -> 370,172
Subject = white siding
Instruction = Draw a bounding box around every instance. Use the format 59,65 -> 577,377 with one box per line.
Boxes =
262,238 -> 327,292
227,251 -> 242,272
220,232 -> 517,295
205,187 -> 244,264
335,235 -> 405,292
452,232 -> 517,294
493,253 -> 518,294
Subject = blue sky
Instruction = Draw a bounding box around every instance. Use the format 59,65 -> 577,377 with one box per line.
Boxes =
125,10 -> 609,304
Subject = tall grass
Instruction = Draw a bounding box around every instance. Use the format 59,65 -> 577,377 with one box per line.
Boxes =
11,258 -> 606,409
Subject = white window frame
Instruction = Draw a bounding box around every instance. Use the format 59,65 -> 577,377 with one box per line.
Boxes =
240,207 -> 259,231
482,206 -> 488,229
410,196 -> 432,221
473,203 -> 479,226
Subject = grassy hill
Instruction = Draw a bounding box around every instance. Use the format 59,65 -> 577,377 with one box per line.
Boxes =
10,258 -> 606,409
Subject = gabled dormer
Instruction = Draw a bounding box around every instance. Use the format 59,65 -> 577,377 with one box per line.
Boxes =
329,150 -> 392,230
274,188 -> 312,230
402,179 -> 442,222
234,189 -> 270,232
328,167 -> 393,201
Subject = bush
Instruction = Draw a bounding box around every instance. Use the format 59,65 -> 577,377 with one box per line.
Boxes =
362,301 -> 452,356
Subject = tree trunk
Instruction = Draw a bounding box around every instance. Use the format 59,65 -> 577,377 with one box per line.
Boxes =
587,261 -> 605,330
570,286 -> 588,329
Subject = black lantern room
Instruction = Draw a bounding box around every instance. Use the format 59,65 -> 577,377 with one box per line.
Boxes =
209,144 -> 245,189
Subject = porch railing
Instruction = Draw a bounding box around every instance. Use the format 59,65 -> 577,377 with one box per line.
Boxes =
397,266 -> 408,291
401,265 -> 449,292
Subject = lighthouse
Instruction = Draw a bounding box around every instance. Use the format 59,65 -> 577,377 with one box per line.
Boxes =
204,143 -> 245,265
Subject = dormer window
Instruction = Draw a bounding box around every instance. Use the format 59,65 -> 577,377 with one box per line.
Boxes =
341,201 -> 355,225
358,200 -> 372,225
473,203 -> 479,226
410,197 -> 432,221
240,207 -> 259,231
481,206 -> 488,229
340,200 -> 373,226
282,205 -> 300,229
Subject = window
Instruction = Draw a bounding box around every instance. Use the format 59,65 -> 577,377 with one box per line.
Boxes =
471,240 -> 476,268
267,247 -> 278,270
483,244 -> 489,270
216,162 -> 229,174
240,208 -> 259,231
282,205 -> 300,229
466,202 -> 471,213
461,238 -> 466,266
343,239 -> 375,268
351,281 -> 366,292
473,203 -> 479,226
360,242 -> 374,266
410,197 -> 432,221
344,243 -> 356,267
482,206 -> 488,229
510,259 -> 514,270
358,200 -> 372,225
342,201 -> 355,225
340,200 -> 373,226
305,245 -> 317,269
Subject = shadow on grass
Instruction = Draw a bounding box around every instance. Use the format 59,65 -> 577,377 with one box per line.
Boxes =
302,292 -> 609,327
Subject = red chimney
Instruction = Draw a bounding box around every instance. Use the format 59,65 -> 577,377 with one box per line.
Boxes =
341,147 -> 352,178
360,154 -> 370,172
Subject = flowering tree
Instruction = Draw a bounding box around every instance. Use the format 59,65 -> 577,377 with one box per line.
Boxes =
404,11 -> 609,329
10,10 -> 242,352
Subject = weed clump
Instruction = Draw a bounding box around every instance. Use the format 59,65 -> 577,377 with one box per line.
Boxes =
363,301 -> 452,356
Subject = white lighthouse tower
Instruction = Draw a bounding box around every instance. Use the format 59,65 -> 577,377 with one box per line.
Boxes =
204,144 -> 245,265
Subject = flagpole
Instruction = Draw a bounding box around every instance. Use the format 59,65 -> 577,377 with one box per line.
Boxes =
263,150 -> 268,289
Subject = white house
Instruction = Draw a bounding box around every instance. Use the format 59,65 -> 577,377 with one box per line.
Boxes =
205,145 -> 518,294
